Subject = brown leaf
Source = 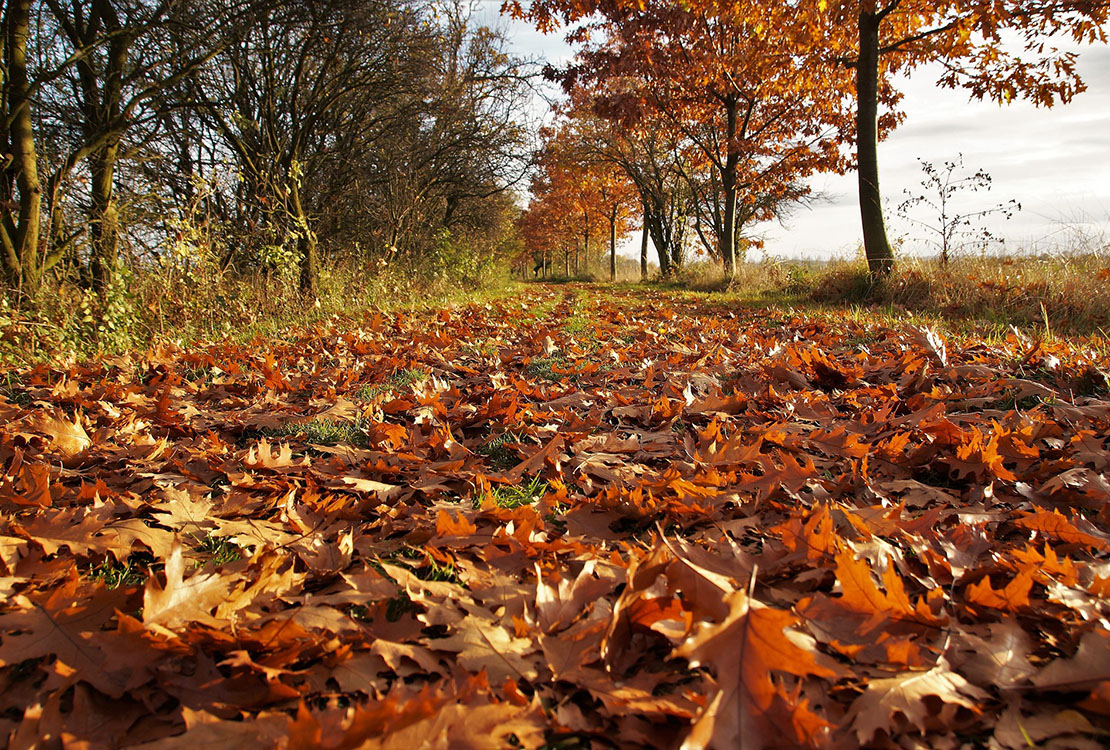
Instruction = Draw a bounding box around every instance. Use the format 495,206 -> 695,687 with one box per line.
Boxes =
1034,631 -> 1110,690
26,410 -> 91,457
846,659 -> 989,743
674,590 -> 837,749
428,613 -> 540,683
947,621 -> 1037,689
143,539 -> 232,629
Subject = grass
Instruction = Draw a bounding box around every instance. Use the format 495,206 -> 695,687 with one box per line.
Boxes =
0,259 -> 523,367
512,292 -> 560,326
355,367 -> 428,401
563,300 -> 595,337
85,556 -> 150,590
84,534 -> 240,591
0,371 -> 30,405
191,534 -> 242,567
264,417 -> 369,447
525,355 -> 570,383
806,253 -> 1110,338
624,252 -> 1110,344
486,475 -> 549,509
478,432 -> 524,471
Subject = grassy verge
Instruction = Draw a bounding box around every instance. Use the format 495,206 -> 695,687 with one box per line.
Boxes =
0,260 -> 522,366
807,254 -> 1110,338
633,253 -> 1110,340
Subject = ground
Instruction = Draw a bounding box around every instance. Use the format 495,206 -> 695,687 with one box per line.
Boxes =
1,284 -> 1108,749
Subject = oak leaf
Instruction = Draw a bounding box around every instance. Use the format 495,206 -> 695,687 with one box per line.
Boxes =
27,410 -> 91,457
0,579 -> 133,697
1034,631 -> 1110,691
846,659 -> 989,743
428,613 -> 541,683
143,539 -> 232,630
947,621 -> 1037,689
965,568 -> 1035,612
674,589 -> 837,749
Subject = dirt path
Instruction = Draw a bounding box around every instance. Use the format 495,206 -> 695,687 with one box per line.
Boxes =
1,284 -> 1109,748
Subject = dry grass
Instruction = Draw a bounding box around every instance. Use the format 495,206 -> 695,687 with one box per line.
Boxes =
637,252 -> 1110,340
0,258 -> 518,365
809,253 -> 1110,337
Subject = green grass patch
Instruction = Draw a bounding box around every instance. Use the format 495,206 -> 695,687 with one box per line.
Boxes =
513,294 -> 560,326
526,355 -> 570,383
479,432 -> 523,471
354,367 -> 428,401
190,533 -> 242,567
264,417 -> 369,447
0,371 -> 31,406
486,475 -> 548,509
85,555 -> 150,590
563,311 -> 593,336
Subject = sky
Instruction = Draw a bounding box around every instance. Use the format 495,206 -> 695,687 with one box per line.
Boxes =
477,2 -> 1110,262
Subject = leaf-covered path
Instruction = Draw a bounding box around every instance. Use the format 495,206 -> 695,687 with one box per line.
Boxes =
2,285 -> 1109,749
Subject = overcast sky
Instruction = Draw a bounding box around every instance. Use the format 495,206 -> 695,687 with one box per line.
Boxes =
480,4 -> 1110,262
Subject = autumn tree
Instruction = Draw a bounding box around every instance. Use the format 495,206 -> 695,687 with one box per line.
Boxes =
518,170 -> 581,278
536,120 -> 638,280
511,0 -> 1108,279
550,90 -> 694,277
812,0 -> 1109,277
554,0 -> 848,279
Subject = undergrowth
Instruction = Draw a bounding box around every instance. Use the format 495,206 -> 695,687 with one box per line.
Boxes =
640,252 -> 1110,339
0,259 -> 519,366
807,254 -> 1110,337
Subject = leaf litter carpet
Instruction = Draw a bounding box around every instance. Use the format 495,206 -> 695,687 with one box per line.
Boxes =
1,285 -> 1109,749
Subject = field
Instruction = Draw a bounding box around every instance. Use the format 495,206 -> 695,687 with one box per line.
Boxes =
1,284 -> 1109,749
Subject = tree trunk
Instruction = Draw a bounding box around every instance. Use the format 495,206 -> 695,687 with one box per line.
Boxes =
609,207 -> 616,282
640,202 -> 649,279
0,0 -> 43,298
290,179 -> 318,297
857,9 -> 895,277
720,97 -> 739,280
85,18 -> 130,296
647,211 -> 670,276
582,209 -> 589,278
89,142 -> 120,295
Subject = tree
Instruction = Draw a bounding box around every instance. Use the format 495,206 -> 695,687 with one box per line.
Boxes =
189,0 -> 432,295
535,120 -> 637,280
815,0 -> 1108,277
31,0 -> 236,296
555,0 -> 848,278
0,0 -> 45,299
896,154 -> 1019,265
510,0 -> 1109,279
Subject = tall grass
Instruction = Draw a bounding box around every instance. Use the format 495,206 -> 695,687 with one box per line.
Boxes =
0,255 -> 518,365
808,254 -> 1110,336
639,252 -> 1110,338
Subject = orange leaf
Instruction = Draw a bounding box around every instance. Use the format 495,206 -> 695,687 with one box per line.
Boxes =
966,568 -> 1034,612
1014,511 -> 1106,549
675,590 -> 837,748
435,509 -> 477,537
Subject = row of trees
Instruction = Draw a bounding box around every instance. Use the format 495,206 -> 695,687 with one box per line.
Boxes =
513,0 -> 1108,279
1,0 -> 532,305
